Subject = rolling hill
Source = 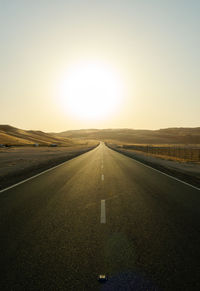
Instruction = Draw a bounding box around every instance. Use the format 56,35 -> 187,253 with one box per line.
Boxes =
1,125 -> 200,146
0,125 -> 78,146
57,127 -> 200,144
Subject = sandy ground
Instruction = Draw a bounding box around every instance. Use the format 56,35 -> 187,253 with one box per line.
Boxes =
0,144 -> 98,190
107,144 -> 200,188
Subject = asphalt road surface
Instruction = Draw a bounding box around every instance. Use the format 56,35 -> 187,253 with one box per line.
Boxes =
0,143 -> 200,290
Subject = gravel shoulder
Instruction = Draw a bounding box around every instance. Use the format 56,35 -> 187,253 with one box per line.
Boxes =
0,143 -> 99,190
107,143 -> 200,188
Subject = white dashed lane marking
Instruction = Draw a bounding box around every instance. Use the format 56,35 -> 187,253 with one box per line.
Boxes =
100,200 -> 106,223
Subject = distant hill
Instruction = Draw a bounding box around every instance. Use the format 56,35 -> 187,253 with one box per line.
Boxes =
57,127 -> 200,144
0,125 -> 77,146
1,125 -> 200,146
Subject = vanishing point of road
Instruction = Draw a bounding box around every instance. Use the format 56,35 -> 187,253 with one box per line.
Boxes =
0,143 -> 200,290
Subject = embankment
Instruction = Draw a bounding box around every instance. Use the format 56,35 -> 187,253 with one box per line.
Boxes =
0,143 -> 99,190
107,143 -> 200,188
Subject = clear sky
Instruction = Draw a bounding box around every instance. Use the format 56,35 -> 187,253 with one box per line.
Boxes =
0,0 -> 200,132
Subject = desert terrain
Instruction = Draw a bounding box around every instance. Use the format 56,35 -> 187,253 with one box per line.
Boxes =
0,125 -> 99,190
107,143 -> 200,188
58,127 -> 200,188
0,125 -> 200,189
58,127 -> 200,144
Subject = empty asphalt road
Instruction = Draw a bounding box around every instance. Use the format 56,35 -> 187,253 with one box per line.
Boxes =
0,143 -> 200,290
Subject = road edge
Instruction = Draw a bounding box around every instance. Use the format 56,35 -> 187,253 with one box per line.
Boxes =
0,144 -> 99,193
106,143 -> 200,191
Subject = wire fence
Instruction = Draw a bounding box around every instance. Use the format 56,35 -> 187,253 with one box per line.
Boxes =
121,144 -> 200,162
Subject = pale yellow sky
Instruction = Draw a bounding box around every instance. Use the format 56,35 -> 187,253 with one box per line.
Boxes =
0,0 -> 200,132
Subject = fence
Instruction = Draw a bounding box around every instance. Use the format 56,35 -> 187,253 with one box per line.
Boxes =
122,144 -> 200,162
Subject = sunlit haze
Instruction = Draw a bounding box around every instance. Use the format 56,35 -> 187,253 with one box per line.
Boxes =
0,0 -> 200,131
58,61 -> 124,120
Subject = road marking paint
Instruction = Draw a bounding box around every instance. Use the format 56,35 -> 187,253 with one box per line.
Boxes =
114,150 -> 200,191
134,157 -> 200,191
101,174 -> 104,181
0,160 -> 72,193
0,148 -> 96,193
100,200 -> 106,223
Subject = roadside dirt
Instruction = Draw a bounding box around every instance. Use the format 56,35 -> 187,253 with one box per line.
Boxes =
0,144 -> 98,190
107,144 -> 200,188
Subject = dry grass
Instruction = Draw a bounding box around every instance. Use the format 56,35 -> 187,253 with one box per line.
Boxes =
114,144 -> 200,163
0,125 -> 90,146
0,143 -> 99,190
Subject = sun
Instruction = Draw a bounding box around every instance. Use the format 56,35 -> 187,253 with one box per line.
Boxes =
58,61 -> 123,120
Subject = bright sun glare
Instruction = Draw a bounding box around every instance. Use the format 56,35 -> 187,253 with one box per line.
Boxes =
59,61 -> 123,120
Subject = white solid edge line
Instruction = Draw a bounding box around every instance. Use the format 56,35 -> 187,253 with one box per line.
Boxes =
0,145 -> 99,193
101,174 -> 104,181
0,158 -> 74,193
100,200 -> 106,223
126,154 -> 200,191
